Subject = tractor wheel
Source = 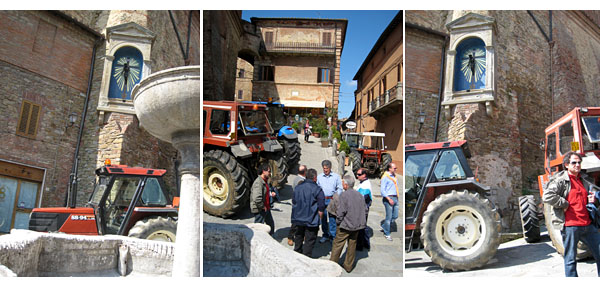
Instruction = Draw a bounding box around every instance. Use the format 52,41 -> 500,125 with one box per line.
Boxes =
203,149 -> 250,218
543,203 -> 591,259
518,195 -> 540,243
262,151 -> 288,189
282,138 -> 301,167
349,151 -> 361,175
381,153 -> 392,176
421,190 -> 501,271
128,217 -> 177,242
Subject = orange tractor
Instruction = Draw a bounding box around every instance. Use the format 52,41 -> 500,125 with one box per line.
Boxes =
523,107 -> 600,258
405,140 -> 501,271
29,161 -> 178,241
203,101 -> 288,218
346,132 -> 392,176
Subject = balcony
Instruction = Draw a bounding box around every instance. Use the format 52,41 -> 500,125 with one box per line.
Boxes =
367,83 -> 403,120
265,42 -> 336,55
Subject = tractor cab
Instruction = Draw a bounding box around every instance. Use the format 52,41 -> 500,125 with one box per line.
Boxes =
29,161 -> 178,241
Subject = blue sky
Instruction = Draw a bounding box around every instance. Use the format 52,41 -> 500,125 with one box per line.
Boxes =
241,10 -> 400,119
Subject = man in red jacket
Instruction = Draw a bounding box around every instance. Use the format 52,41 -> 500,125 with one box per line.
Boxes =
543,151 -> 600,277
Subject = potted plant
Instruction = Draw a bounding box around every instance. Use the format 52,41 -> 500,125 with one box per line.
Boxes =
339,140 -> 350,165
320,130 -> 329,147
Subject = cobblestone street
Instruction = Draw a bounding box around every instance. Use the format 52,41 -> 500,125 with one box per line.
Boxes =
203,134 -> 403,276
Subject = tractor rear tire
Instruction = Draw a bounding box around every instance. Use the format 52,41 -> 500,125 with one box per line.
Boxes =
263,151 -> 289,189
349,151 -> 361,175
381,153 -> 392,176
128,217 -> 177,242
543,203 -> 591,259
203,150 -> 250,218
421,190 -> 501,271
518,195 -> 541,243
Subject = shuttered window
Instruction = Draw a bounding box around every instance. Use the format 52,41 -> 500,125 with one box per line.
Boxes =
322,32 -> 331,46
265,31 -> 274,45
16,100 -> 41,139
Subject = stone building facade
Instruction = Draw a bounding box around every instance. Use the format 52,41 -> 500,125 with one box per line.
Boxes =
248,17 -> 347,120
0,10 -> 199,233
353,12 -> 403,173
406,10 -> 600,231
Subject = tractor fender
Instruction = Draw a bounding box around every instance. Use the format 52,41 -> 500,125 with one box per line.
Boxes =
278,126 -> 298,140
230,141 -> 252,159
262,139 -> 283,152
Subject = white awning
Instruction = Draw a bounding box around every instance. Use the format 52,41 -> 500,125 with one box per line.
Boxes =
279,100 -> 326,108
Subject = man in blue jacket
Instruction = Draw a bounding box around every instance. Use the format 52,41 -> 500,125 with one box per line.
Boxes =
291,168 -> 325,258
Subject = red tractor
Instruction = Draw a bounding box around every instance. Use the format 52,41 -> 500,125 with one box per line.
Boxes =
29,161 -> 178,242
346,132 -> 392,176
405,140 -> 501,271
529,107 -> 600,258
203,101 -> 288,218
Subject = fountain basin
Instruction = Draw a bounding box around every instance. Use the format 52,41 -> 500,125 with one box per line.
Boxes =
0,230 -> 174,277
203,223 -> 344,277
132,66 -> 200,143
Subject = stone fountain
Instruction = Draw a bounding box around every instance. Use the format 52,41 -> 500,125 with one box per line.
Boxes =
132,65 -> 200,276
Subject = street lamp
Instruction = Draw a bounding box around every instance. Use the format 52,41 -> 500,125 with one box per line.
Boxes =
66,112 -> 77,129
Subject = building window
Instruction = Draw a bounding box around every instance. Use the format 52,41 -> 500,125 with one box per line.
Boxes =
260,66 -> 275,81
265,31 -> 274,45
238,69 -> 245,78
318,68 -> 331,83
322,32 -> 331,46
16,100 -> 41,139
108,46 -> 144,100
381,77 -> 387,95
453,37 -> 486,92
237,90 -> 243,100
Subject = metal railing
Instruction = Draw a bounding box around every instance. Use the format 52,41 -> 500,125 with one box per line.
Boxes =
369,83 -> 403,112
265,42 -> 335,54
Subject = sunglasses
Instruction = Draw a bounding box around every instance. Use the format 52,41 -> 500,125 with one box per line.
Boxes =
570,161 -> 582,165
356,172 -> 365,176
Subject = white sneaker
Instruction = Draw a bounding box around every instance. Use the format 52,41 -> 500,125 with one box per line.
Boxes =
319,237 -> 329,243
384,235 -> 393,241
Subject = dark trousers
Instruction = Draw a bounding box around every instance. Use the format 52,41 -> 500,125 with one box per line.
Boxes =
294,225 -> 318,257
330,227 -> 359,273
254,210 -> 274,235
562,224 -> 600,277
357,214 -> 370,250
287,223 -> 297,240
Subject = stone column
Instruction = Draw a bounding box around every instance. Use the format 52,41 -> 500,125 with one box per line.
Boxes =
171,131 -> 200,277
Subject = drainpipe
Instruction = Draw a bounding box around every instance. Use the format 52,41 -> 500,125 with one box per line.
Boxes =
434,36 -> 448,142
67,36 -> 104,208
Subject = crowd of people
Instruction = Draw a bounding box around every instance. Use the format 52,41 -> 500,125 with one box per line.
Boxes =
250,158 -> 399,273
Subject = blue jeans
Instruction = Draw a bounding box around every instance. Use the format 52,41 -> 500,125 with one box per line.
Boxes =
321,198 -> 336,239
561,224 -> 600,277
381,197 -> 399,236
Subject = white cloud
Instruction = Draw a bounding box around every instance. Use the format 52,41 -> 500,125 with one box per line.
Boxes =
345,80 -> 357,87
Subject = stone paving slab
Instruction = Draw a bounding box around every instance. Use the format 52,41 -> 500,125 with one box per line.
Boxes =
203,134 -> 403,277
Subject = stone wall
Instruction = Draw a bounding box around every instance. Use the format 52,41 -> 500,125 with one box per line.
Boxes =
203,10 -> 244,101
0,11 -> 96,207
72,11 -> 199,204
